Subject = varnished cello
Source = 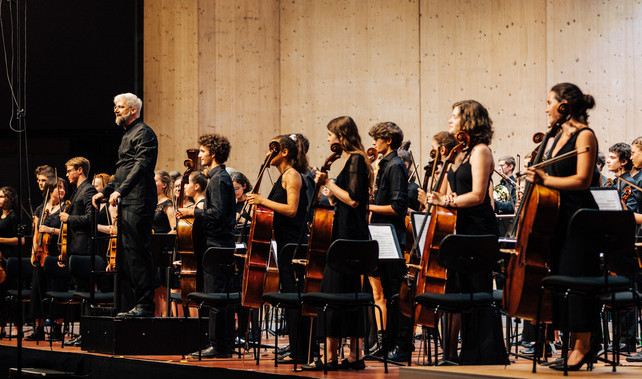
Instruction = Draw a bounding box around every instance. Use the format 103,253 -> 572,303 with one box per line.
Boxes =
241,141 -> 281,308
177,148 -> 200,305
410,132 -> 469,327
503,104 -> 570,322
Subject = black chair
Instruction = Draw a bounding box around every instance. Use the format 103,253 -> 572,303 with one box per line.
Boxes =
533,209 -> 636,375
42,256 -> 74,348
409,234 -> 501,366
70,255 -> 114,307
259,243 -> 306,367
5,257 -> 33,340
299,239 -> 387,374
185,246 -> 242,361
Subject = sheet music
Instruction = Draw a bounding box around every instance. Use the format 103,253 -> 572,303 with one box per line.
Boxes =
411,212 -> 430,258
590,188 -> 623,211
368,223 -> 403,260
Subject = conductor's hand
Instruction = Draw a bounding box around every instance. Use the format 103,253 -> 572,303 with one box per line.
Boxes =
92,193 -> 104,209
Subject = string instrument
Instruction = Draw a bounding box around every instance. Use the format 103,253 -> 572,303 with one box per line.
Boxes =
367,147 -> 378,163
32,209 -> 51,267
106,213 -> 117,272
57,200 -> 72,264
503,104 -> 571,322
177,148 -> 200,305
621,187 -> 632,209
410,132 -> 470,326
0,251 -> 5,283
298,143 -> 342,315
241,141 -> 281,308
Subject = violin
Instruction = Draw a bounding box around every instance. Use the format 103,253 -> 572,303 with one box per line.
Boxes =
367,147 -> 378,163
241,141 -> 281,308
503,103 -> 571,322
32,209 -> 51,267
177,148 -> 200,305
58,200 -> 72,265
106,213 -> 117,272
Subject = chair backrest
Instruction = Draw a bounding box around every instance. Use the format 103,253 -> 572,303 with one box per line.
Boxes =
283,243 -> 307,261
43,256 -> 70,280
69,255 -> 107,280
327,239 -> 379,277
438,234 -> 499,274
567,209 -> 636,277
202,246 -> 237,276
6,257 -> 33,282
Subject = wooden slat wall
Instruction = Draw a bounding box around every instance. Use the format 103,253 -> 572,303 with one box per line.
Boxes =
145,0 -> 642,182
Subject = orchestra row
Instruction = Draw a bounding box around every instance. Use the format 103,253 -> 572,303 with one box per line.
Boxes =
1,85 -> 642,372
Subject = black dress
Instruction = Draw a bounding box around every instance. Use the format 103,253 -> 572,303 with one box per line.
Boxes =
446,155 -> 507,365
0,210 -> 18,327
320,153 -> 370,338
152,199 -> 173,234
546,128 -> 599,332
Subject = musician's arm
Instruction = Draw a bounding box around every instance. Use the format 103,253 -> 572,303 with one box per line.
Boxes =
251,170 -> 302,218
445,144 -> 493,208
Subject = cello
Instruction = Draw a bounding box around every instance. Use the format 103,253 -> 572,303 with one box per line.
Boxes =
410,132 -> 470,327
298,143 -> 342,314
176,148 -> 200,305
503,104 -> 570,322
241,141 -> 281,308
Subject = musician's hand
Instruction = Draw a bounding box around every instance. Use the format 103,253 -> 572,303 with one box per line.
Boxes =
426,191 -> 445,206
525,167 -> 546,185
176,207 -> 194,219
247,194 -> 264,206
92,192 -> 104,208
59,212 -> 69,222
417,189 -> 427,206
30,253 -> 37,267
57,257 -> 67,268
314,171 -> 328,186
109,225 -> 117,234
109,191 -> 121,206
38,225 -> 50,233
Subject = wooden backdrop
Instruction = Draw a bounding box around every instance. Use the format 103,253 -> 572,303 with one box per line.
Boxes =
144,0 -> 642,190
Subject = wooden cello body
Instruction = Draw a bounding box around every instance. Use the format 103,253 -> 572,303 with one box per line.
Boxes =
177,148 -> 200,305
240,142 -> 280,308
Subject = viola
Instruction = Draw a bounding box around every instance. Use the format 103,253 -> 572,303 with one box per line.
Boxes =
299,143 -> 342,315
58,200 -> 72,264
503,104 -> 570,322
32,209 -> 50,267
241,141 -> 281,308
177,148 -> 200,305
410,132 -> 470,327
106,213 -> 117,272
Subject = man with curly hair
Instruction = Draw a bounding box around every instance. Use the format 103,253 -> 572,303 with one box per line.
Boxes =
178,133 -> 236,358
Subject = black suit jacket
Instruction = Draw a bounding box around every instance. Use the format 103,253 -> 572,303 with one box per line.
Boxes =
67,179 -> 98,255
102,118 -> 158,210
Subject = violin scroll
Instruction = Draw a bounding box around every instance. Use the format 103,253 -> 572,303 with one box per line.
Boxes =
366,147 -> 378,163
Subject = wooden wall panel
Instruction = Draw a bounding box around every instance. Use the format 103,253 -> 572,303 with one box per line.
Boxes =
280,0 -> 420,177
547,0 -> 642,150
198,0 -> 280,183
144,0 -> 199,172
420,0 -> 547,170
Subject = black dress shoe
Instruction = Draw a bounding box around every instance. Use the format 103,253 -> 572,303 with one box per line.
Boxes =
340,358 -> 366,370
387,345 -> 411,363
190,345 -> 230,358
117,304 -> 154,318
64,335 -> 82,346
301,359 -> 338,371
549,352 -> 594,372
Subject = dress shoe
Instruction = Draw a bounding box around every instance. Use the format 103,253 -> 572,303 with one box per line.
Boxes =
189,345 -> 230,359
117,304 -> 154,318
387,345 -> 411,363
521,343 -> 552,358
300,359 -> 338,371
549,352 -> 594,372
607,342 -> 634,352
276,355 -> 300,364
64,335 -> 82,346
339,358 -> 366,370
626,351 -> 642,362
25,327 -> 45,341
275,344 -> 290,355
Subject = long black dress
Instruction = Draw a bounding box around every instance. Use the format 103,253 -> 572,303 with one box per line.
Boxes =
267,170 -> 310,361
320,153 -> 370,338
0,210 -> 18,328
546,128 -> 599,332
446,155 -> 507,365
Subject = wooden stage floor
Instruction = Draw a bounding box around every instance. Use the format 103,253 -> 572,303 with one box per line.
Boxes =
1,333 -> 642,378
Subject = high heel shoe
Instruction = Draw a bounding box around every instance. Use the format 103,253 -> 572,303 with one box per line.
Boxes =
548,351 -> 594,372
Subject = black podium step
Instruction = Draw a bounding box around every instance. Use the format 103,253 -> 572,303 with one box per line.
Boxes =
81,316 -> 207,355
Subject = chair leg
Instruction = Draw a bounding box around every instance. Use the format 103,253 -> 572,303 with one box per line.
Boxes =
198,304 -> 203,361
409,303 -> 416,367
257,304 -> 263,366
532,285 -> 545,374
322,305 -> 329,375
274,306 -> 279,368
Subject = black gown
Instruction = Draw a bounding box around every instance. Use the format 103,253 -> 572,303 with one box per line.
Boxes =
320,153 -> 370,338
152,199 -> 173,234
546,128 -> 599,332
0,210 -> 18,327
446,155 -> 507,365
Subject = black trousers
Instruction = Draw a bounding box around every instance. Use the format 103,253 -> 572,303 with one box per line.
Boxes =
119,203 -> 155,311
377,260 -> 413,352
204,239 -> 235,353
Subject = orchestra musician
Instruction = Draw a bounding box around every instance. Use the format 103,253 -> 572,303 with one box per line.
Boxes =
424,100 -> 508,365
92,93 -> 158,318
525,83 -> 600,371
247,133 -> 311,365
231,171 -> 252,229
304,116 -> 374,371
605,143 -> 638,211
0,186 -> 21,339
27,177 -> 67,341
397,142 -> 421,212
494,156 -> 517,215
35,165 -> 54,193
177,133 -> 236,359
153,170 -> 177,234
367,122 -> 411,363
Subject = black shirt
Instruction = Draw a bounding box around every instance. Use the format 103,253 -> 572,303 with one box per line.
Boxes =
371,151 -> 409,246
194,165 -> 235,246
102,118 -> 158,208
0,211 -> 18,258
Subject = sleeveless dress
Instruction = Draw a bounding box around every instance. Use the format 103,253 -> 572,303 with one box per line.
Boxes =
152,199 -> 173,234
320,153 -> 370,338
546,127 -> 599,332
446,153 -> 507,365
